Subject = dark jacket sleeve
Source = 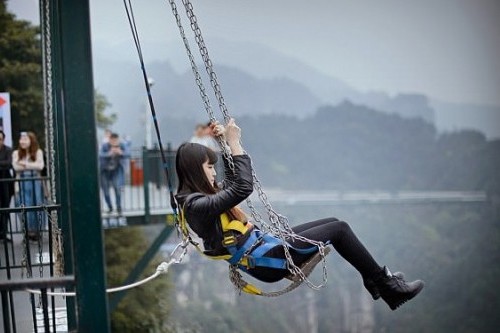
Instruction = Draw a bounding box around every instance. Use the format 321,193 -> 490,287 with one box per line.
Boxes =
186,155 -> 253,217
0,147 -> 12,169
221,153 -> 240,188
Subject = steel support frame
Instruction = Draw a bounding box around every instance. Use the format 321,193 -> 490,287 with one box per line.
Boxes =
51,0 -> 110,331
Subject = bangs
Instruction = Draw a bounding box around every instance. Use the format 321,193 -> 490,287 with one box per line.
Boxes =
206,147 -> 218,164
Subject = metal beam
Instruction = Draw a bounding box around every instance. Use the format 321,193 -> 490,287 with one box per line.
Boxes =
56,0 -> 110,331
46,0 -> 77,328
143,147 -> 151,224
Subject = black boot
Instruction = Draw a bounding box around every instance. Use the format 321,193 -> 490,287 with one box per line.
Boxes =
364,271 -> 405,300
374,266 -> 424,310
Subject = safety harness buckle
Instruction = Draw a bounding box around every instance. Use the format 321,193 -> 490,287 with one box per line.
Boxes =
222,232 -> 237,247
245,256 -> 256,269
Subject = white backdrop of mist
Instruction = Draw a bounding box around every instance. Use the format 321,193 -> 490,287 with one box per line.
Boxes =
8,0 -> 500,142
5,3 -> 500,331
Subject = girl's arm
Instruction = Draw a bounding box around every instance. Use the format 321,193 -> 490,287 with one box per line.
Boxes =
186,154 -> 253,217
24,150 -> 44,171
12,150 -> 24,171
187,118 -> 251,216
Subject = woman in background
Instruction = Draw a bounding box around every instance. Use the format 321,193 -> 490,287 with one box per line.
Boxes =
12,131 -> 44,241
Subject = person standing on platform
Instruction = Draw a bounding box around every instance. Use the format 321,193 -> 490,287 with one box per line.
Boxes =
0,131 -> 13,241
99,133 -> 129,215
12,131 -> 45,241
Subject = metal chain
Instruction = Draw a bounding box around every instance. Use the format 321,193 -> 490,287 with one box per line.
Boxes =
181,0 -> 230,123
41,0 -> 64,277
37,211 -> 44,279
49,209 -> 64,276
166,0 -> 235,172
20,205 -> 29,279
37,209 -> 44,308
177,0 -> 329,291
41,0 -> 56,204
229,264 -> 311,297
178,0 -> 264,226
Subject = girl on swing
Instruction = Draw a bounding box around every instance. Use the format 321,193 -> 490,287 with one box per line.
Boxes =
175,118 -> 424,310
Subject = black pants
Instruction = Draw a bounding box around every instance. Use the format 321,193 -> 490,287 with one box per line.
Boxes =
0,183 -> 10,238
249,218 -> 382,283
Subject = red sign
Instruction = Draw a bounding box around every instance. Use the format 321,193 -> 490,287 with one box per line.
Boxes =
0,96 -> 6,107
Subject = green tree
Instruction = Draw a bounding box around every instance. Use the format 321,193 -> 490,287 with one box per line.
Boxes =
105,227 -> 173,332
95,89 -> 116,129
0,0 -> 44,144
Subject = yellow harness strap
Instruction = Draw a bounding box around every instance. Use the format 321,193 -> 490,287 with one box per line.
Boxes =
179,211 -> 251,262
181,209 -> 264,295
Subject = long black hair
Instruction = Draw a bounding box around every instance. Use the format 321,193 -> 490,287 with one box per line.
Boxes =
175,142 -> 248,222
176,142 -> 218,195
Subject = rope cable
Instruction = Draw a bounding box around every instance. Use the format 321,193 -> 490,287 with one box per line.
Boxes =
122,0 -> 179,217
26,260 -> 174,297
25,241 -> 189,297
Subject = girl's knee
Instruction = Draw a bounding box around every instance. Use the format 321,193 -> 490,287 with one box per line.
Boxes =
334,220 -> 351,233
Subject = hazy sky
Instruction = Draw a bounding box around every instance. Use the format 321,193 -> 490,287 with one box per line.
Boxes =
8,0 -> 500,106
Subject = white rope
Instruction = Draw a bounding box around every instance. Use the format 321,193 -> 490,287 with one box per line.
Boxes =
25,261 -> 173,297
25,232 -> 189,297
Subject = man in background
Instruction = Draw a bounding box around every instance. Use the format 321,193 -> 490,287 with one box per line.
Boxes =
99,133 -> 129,215
0,130 -> 13,241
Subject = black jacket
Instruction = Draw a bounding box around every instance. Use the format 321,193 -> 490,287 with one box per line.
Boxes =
0,145 -> 14,201
175,154 -> 254,256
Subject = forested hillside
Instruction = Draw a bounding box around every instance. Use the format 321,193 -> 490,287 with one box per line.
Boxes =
167,202 -> 500,333
160,101 -> 500,194
160,101 -> 500,332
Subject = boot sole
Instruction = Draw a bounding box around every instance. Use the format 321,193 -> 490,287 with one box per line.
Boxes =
388,281 -> 425,310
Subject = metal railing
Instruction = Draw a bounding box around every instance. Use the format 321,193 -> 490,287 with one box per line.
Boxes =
0,146 -> 203,329
0,176 -> 71,333
100,146 -> 177,226
0,276 -> 75,333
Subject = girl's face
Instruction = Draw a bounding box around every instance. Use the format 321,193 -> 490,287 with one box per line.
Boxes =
19,134 -> 31,149
202,159 -> 216,187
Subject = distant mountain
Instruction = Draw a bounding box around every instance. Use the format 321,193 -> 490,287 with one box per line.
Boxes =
92,38 -> 499,141
170,38 -> 498,138
199,38 -> 361,105
92,57 -> 322,146
430,99 -> 500,139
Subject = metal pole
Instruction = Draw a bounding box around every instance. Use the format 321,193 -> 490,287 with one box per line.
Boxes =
143,147 -> 151,224
1,291 -> 11,333
56,0 -> 110,331
145,78 -> 154,149
47,0 -> 77,327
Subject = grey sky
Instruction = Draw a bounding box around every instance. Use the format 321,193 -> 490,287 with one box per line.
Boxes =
8,0 -> 500,106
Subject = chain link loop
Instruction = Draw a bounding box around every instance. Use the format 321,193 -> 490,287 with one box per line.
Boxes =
169,0 -> 329,293
20,205 -> 29,279
41,0 -> 64,277
167,0 -> 235,173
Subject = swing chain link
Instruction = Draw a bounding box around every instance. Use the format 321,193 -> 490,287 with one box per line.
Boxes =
20,205 -> 29,279
42,0 -> 64,277
168,0 -> 235,173
168,239 -> 190,265
181,0 -> 231,124
168,0 -> 214,122
38,211 -> 44,279
171,0 -> 329,292
42,0 -> 57,204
